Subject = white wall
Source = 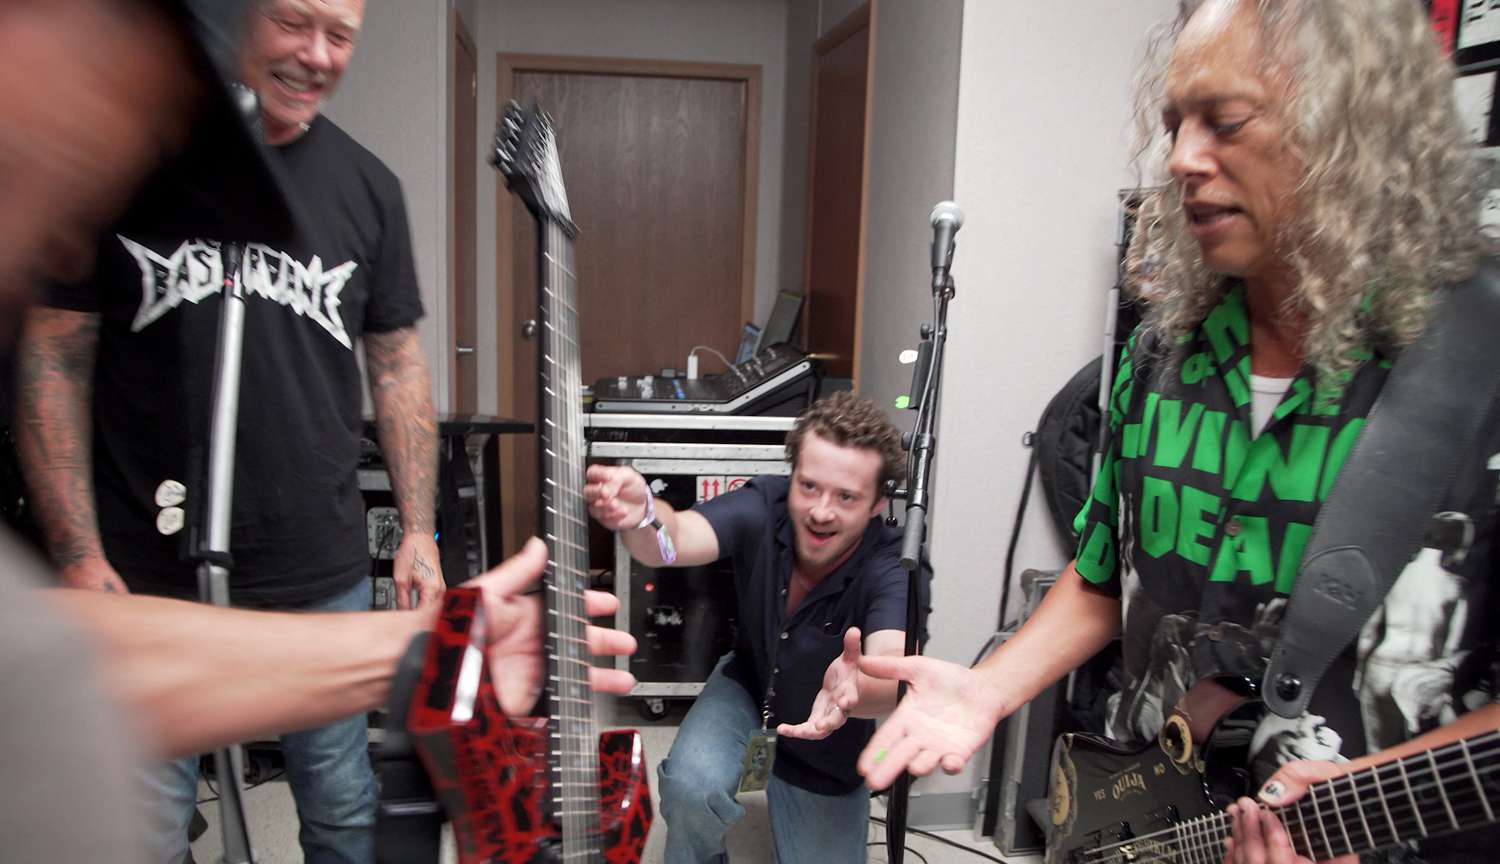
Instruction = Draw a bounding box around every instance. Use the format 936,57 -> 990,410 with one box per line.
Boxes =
474,0 -> 791,413
908,0 -> 1177,800
855,0 -> 963,424
323,0 -> 452,407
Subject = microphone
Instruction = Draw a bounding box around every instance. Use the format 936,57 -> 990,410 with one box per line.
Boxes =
929,201 -> 964,292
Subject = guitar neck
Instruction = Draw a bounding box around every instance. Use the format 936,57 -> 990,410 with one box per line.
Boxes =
536,220 -> 600,844
1142,730 -> 1500,862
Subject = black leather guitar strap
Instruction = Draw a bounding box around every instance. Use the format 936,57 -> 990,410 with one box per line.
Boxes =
1264,261 -> 1500,718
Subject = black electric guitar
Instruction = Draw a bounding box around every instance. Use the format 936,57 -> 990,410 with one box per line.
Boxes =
405,102 -> 652,864
1046,678 -> 1500,863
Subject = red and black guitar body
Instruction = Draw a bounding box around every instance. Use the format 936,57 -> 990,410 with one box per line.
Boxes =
408,588 -> 653,864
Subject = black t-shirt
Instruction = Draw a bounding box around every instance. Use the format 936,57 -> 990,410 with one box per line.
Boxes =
1076,284 -> 1499,795
696,475 -> 932,795
48,117 -> 423,608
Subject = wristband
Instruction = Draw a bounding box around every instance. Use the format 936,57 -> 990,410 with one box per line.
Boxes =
632,496 -> 677,565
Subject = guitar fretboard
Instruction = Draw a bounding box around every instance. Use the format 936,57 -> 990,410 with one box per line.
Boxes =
1081,729 -> 1500,864
539,217 -> 601,858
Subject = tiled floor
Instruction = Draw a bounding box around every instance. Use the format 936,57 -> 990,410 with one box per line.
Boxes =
190,699 -> 1037,863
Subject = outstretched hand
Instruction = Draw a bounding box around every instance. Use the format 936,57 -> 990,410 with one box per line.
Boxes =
855,654 -> 1008,790
584,464 -> 650,530
468,537 -> 637,715
778,626 -> 864,740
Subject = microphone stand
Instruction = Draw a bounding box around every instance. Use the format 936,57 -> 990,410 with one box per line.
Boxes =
885,270 -> 954,864
193,240 -> 256,864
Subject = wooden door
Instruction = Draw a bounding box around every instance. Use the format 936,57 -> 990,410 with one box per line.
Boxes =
804,4 -> 874,382
496,56 -> 761,555
449,11 -> 478,413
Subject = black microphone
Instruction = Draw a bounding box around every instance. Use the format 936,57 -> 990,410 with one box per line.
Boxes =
929,201 -> 964,292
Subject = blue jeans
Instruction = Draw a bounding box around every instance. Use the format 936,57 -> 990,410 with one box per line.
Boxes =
139,578 -> 378,864
658,654 -> 870,864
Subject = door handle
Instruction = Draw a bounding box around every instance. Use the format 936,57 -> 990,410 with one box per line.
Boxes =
455,345 -> 475,355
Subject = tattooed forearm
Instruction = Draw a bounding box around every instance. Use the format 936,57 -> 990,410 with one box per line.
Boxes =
365,325 -> 438,536
14,308 -> 107,569
413,555 -> 437,584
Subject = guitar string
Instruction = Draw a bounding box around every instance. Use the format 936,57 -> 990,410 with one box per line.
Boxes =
568,221 -> 595,854
1077,733 -> 1500,863
560,213 -> 607,854
1084,769 -> 1499,864
561,216 -> 604,849
546,217 -> 580,856
1083,773 -> 1497,864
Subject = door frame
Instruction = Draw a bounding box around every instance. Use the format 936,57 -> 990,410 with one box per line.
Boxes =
495,53 -> 762,414
802,1 -> 876,386
493,53 -> 762,552
448,7 -> 478,412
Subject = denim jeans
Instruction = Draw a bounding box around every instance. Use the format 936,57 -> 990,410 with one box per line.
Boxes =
139,577 -> 378,864
658,654 -> 870,864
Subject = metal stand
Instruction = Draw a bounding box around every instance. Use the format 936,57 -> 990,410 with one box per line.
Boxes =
195,242 -> 255,864
885,271 -> 954,863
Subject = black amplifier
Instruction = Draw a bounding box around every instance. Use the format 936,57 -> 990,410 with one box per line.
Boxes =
618,466 -> 740,687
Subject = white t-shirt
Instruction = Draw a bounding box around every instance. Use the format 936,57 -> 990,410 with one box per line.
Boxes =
1250,374 -> 1293,435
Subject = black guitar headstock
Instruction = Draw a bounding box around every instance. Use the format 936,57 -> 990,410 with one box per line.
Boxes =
492,100 -> 577,237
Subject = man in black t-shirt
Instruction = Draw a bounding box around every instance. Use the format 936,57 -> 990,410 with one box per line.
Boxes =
14,1 -> 441,861
585,392 -> 931,864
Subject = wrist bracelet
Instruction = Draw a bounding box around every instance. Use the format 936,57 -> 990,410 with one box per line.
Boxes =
632,496 -> 677,565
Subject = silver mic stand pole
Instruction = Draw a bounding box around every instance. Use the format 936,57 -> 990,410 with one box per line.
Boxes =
193,82 -> 263,864
196,238 -> 256,864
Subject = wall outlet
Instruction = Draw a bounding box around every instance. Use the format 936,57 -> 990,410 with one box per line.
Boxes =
366,507 -> 403,558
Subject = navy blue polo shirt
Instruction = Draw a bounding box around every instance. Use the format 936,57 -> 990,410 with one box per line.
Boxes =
696,475 -> 931,795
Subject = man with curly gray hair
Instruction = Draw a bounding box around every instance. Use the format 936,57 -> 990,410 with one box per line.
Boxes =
856,3 -> 1500,862
584,391 -> 930,863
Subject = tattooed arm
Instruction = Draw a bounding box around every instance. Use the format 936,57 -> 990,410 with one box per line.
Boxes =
364,324 -> 441,609
14,308 -> 127,592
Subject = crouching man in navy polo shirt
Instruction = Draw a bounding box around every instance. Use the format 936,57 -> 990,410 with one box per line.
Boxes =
584,391 -> 931,863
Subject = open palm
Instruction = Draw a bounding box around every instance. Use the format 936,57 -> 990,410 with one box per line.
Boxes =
856,654 -> 1008,790
778,626 -> 863,740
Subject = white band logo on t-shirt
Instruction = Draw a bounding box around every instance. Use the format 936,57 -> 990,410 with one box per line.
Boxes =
119,236 -> 357,349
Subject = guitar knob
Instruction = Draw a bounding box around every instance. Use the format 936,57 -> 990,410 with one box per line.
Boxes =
521,319 -> 538,340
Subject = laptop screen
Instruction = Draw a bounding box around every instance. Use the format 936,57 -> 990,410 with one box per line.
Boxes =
735,323 -> 762,364
761,290 -> 804,347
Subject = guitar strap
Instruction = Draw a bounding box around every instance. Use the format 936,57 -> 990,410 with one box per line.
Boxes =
1263,260 -> 1500,718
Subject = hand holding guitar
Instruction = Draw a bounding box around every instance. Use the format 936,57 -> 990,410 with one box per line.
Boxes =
470,537 -> 637,715
1224,761 -> 1355,864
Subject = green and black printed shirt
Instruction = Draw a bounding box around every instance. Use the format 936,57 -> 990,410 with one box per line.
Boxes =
1073,283 -> 1500,785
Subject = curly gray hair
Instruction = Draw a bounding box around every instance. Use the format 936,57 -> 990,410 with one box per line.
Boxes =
1131,0 -> 1491,384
